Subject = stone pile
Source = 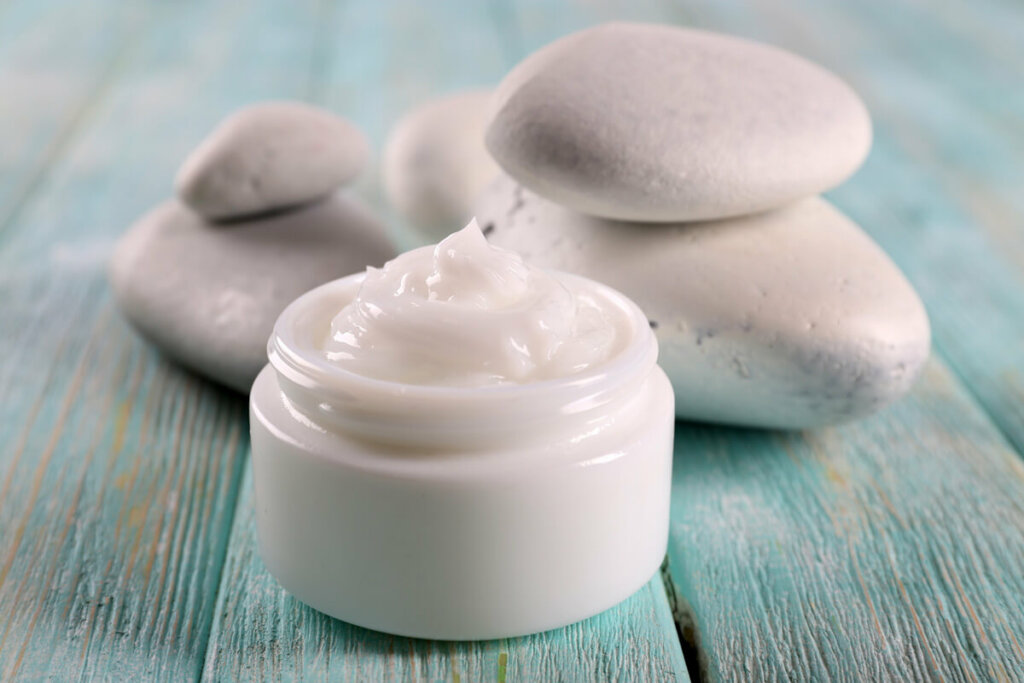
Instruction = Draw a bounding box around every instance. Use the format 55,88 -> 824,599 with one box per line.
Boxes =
386,23 -> 930,428
110,102 -> 394,391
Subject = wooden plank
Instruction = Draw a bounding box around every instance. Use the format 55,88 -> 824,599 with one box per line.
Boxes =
0,1 -> 329,679
0,0 -> 144,234
200,2 -> 689,681
203,469 -> 689,683
667,361 -> 1024,681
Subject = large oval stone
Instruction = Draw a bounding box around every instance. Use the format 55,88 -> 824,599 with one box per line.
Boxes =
475,176 -> 930,429
486,23 -> 872,222
109,196 -> 394,391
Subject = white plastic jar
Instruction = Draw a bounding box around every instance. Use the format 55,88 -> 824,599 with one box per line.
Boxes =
249,227 -> 675,640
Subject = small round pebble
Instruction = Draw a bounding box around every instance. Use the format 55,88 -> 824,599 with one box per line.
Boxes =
383,90 -> 500,244
109,196 -> 394,391
176,101 -> 370,221
474,175 -> 930,429
486,22 -> 873,222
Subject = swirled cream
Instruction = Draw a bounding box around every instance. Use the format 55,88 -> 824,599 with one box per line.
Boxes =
322,220 -> 621,386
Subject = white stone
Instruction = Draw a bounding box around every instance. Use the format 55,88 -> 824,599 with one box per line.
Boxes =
486,23 -> 872,222
176,102 -> 369,221
109,196 -> 394,391
383,91 -> 500,244
474,176 -> 930,429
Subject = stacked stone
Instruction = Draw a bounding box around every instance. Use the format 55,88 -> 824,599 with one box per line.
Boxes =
386,23 -> 930,429
109,102 -> 394,391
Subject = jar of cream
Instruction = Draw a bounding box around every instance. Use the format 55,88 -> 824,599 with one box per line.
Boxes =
249,221 -> 674,640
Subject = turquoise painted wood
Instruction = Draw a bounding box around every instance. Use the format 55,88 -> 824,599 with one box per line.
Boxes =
2,0 -> 1024,681
667,362 -> 1024,680
0,0 -> 143,234
0,0 -> 330,679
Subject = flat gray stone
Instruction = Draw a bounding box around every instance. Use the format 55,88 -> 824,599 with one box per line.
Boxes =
110,196 -> 394,391
383,90 -> 500,244
486,23 -> 872,222
475,176 -> 930,429
176,102 -> 369,221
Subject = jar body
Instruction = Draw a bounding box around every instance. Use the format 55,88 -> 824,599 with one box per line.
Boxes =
249,362 -> 674,640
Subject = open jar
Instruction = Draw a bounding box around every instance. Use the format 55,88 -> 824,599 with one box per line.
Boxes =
249,233 -> 674,640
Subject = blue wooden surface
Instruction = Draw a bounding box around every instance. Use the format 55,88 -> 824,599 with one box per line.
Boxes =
1,0 -> 1024,681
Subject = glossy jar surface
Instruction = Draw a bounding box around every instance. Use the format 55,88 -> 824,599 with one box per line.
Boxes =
249,272 -> 674,640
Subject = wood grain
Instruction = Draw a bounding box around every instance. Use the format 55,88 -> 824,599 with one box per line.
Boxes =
0,0 -> 143,235
0,0 -> 328,679
667,361 -> 1024,681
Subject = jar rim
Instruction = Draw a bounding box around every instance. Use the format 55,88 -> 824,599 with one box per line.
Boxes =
266,271 -> 659,448
269,271 -> 656,399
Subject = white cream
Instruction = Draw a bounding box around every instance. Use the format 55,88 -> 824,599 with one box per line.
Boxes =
322,220 -> 620,386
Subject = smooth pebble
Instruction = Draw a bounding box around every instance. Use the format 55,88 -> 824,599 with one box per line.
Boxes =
486,22 -> 872,222
474,176 -> 930,429
176,101 -> 369,221
109,196 -> 394,391
383,90 -> 500,244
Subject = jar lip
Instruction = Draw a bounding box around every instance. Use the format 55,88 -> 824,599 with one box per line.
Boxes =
268,271 -> 658,407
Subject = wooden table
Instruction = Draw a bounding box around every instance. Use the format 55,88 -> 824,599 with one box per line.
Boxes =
2,0 -> 1023,680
